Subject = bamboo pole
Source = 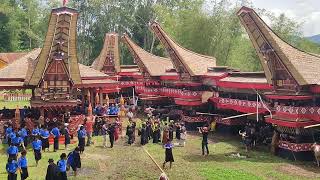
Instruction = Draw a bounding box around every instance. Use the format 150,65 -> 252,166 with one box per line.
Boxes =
196,112 -> 219,116
142,147 -> 166,175
221,112 -> 257,120
304,124 -> 320,129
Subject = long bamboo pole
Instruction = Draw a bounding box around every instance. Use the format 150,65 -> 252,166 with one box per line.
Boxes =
304,124 -> 320,129
221,112 -> 257,120
196,112 -> 219,116
142,147 -> 166,175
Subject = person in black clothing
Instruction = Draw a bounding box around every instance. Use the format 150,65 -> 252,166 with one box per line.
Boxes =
146,120 -> 152,141
175,123 -> 181,140
168,123 -> 174,141
153,126 -> 160,144
162,140 -> 174,169
126,125 -> 134,145
140,124 -> 147,145
131,122 -> 136,143
199,126 -> 209,156
107,124 -> 115,148
45,159 -> 58,180
63,124 -> 71,150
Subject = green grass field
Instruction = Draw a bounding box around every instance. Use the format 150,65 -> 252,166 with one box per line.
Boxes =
1,132 -> 320,179
0,101 -> 30,109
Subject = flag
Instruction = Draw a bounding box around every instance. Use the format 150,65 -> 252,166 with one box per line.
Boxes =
63,0 -> 68,6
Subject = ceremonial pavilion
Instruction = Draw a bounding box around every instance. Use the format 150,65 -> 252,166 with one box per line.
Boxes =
0,6 -> 320,161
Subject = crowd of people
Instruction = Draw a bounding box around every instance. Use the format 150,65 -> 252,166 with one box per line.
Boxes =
3,119 -> 87,180
2,102 -> 217,180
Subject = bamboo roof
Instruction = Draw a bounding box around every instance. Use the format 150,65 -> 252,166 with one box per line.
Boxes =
220,72 -> 268,84
150,22 -> 216,76
122,34 -> 174,77
91,33 -> 120,73
79,64 -> 109,78
0,49 -> 41,80
27,7 -> 81,86
238,6 -> 320,85
0,52 -> 27,64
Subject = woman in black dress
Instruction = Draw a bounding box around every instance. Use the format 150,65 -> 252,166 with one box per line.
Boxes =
63,123 -> 71,150
163,140 -> 174,169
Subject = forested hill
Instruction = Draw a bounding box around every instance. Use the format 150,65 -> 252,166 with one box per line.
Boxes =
0,0 -> 319,72
307,35 -> 320,44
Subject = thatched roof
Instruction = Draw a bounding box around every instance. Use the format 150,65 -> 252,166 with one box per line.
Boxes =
0,52 -> 27,64
0,49 -> 41,80
122,34 -> 174,77
79,64 -> 109,78
27,7 -> 81,86
91,33 -> 120,73
238,6 -> 320,85
150,22 -> 216,76
220,72 -> 268,84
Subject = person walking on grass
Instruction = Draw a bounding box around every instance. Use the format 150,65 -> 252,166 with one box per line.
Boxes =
32,136 -> 42,167
51,125 -> 60,152
67,147 -> 81,176
40,127 -> 50,152
57,153 -> 68,180
107,123 -> 115,148
162,140 -> 174,169
63,123 -> 71,150
6,157 -> 19,180
199,126 -> 209,156
77,125 -> 86,154
102,121 -> 108,148
45,159 -> 58,180
18,150 -> 29,180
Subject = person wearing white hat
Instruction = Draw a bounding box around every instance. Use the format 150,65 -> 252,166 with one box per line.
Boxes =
63,123 -> 70,150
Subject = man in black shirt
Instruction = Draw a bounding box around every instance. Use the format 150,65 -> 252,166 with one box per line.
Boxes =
45,158 -> 58,180
199,126 -> 209,156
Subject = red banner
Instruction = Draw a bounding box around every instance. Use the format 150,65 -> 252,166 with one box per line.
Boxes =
278,140 -> 313,152
275,105 -> 320,122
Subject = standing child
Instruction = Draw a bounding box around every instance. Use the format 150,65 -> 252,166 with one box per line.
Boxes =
57,153 -> 68,180
6,157 -> 19,180
162,140 -> 174,169
32,136 -> 42,167
18,150 -> 29,180
51,126 -> 60,152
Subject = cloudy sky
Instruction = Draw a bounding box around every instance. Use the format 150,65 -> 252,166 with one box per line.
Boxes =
250,0 -> 319,36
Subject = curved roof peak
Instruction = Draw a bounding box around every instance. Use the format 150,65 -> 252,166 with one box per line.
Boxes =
238,6 -> 320,86
149,21 -> 216,77
122,34 -> 174,77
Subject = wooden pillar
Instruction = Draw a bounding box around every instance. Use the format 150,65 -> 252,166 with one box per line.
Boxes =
90,89 -> 94,107
81,88 -> 85,109
95,92 -> 99,106
14,106 -> 20,130
88,103 -> 93,117
105,94 -> 109,106
99,88 -> 103,106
